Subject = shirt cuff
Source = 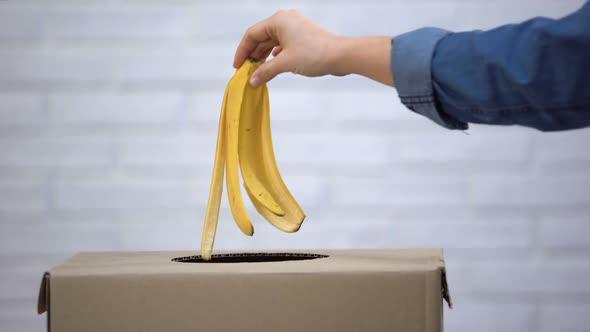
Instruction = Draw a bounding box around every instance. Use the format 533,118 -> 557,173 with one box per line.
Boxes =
391,27 -> 468,130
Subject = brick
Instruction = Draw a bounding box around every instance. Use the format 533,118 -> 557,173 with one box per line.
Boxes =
394,132 -> 531,162
49,92 -> 182,124
55,182 -> 200,210
0,50 -> 112,82
0,182 -> 47,212
188,3 -> 288,38
0,138 -> 112,167
271,73 -> 388,91
0,171 -> 49,214
0,9 -> 44,39
117,135 -> 216,167
540,216 -> 590,250
535,130 -> 590,162
323,89 -> 447,131
0,297 -> 39,319
55,166 -> 326,212
388,160 -> 529,177
0,297 -> 47,332
330,177 -> 469,207
388,129 -> 532,175
44,206 -> 198,227
213,216 -> 364,251
439,258 -> 473,296
335,218 -> 532,250
352,2 -> 578,33
0,210 -> 45,225
185,92 -> 227,124
272,175 -> 328,210
0,271 -> 44,299
260,90 -> 326,122
117,206 -> 326,252
45,7 -> 189,40
471,262 -> 590,293
307,3 -> 462,35
471,176 -> 590,207
0,223 -> 121,255
535,130 -> 590,175
325,90 -> 415,122
111,47 -> 234,82
117,220 -> 201,251
0,318 -> 45,332
445,302 -> 533,332
271,133 -> 391,166
454,2 -> 584,30
0,93 -> 44,125
539,304 -> 590,332
0,253 -> 68,274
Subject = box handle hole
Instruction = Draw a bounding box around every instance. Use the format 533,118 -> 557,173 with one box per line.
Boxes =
172,252 -> 328,263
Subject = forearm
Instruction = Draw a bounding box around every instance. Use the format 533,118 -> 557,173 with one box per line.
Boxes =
332,36 -> 394,87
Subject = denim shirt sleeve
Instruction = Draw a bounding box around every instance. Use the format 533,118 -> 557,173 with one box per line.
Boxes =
391,28 -> 468,130
391,1 -> 590,132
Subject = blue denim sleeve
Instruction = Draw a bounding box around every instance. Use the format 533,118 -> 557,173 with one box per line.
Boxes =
392,1 -> 590,131
391,28 -> 468,130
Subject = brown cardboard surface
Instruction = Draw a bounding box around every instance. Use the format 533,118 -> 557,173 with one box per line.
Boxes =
38,249 -> 450,332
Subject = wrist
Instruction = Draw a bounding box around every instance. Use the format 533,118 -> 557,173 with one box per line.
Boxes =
330,36 -> 394,86
328,36 -> 357,76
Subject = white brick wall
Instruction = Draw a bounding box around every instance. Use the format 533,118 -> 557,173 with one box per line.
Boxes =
1,1 -> 589,331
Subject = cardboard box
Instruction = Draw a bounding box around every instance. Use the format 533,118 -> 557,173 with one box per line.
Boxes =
38,249 -> 451,332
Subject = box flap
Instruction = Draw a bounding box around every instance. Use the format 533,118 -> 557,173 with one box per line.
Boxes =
37,272 -> 50,314
441,263 -> 452,308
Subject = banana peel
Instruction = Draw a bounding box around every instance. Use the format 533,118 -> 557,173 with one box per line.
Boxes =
201,59 -> 306,260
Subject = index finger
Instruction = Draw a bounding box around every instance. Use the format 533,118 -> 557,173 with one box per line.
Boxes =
233,15 -> 277,69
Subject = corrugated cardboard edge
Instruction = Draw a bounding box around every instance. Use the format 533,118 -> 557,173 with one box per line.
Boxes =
442,268 -> 452,308
37,272 -> 49,314
440,249 -> 453,309
37,272 -> 50,331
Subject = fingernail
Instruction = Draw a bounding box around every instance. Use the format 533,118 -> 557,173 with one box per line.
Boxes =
249,76 -> 260,87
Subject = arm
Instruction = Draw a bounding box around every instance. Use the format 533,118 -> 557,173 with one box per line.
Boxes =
235,4 -> 590,131
393,1 -> 590,131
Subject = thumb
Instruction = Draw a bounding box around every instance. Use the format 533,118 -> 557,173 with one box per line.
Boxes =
250,52 -> 291,87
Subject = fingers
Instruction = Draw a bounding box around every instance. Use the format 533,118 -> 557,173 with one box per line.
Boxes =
250,51 -> 292,87
271,46 -> 283,57
258,48 -> 273,64
251,40 -> 279,61
233,16 -> 277,69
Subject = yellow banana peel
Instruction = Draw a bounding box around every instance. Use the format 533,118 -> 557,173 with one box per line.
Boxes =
201,60 -> 306,260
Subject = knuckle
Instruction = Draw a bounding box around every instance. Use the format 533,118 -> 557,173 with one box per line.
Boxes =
260,68 -> 271,79
273,9 -> 286,18
262,67 -> 277,80
272,8 -> 303,20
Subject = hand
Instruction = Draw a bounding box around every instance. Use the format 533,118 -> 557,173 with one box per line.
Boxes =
234,10 -> 394,87
233,10 -> 340,87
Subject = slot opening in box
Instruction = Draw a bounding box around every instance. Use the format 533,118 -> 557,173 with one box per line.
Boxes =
172,252 -> 328,263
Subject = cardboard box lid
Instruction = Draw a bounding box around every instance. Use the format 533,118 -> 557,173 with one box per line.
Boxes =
38,248 -> 452,315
